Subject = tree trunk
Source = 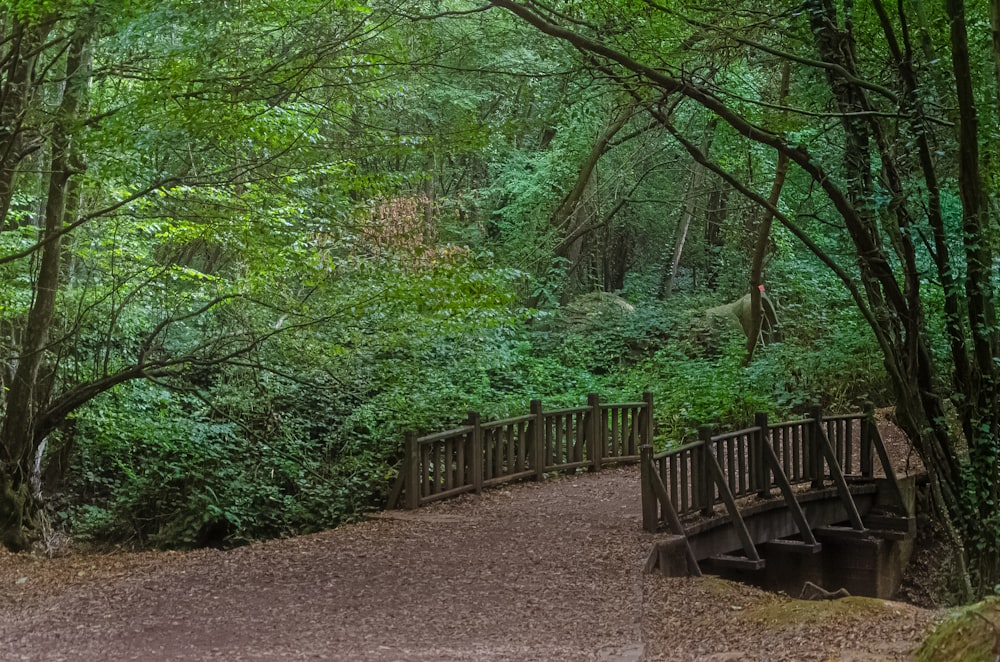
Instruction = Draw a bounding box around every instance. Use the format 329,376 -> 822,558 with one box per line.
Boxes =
0,19 -> 92,551
946,0 -> 1000,591
660,117 -> 717,297
746,62 -> 791,364
0,19 -> 52,230
538,104 -> 633,304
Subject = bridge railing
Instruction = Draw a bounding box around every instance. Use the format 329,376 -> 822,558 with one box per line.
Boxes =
641,404 -> 890,530
391,392 -> 653,509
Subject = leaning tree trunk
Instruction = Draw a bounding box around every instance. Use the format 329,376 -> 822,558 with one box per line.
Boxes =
944,0 -> 1000,592
746,62 -> 790,364
0,20 -> 92,552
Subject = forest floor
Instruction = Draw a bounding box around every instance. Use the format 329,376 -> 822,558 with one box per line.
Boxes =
1,415 -> 941,661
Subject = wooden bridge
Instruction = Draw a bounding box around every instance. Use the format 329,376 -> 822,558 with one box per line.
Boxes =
391,395 -> 915,597
640,406 -> 914,597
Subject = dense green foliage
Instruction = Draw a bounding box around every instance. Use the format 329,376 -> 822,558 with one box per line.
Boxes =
0,0 -> 986,595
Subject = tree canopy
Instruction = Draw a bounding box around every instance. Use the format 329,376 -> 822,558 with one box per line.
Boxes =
0,0 -> 997,601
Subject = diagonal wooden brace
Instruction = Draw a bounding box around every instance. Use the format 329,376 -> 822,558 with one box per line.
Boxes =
869,421 -> 909,515
648,466 -> 703,576
705,447 -> 762,562
811,407 -> 865,531
760,436 -> 818,546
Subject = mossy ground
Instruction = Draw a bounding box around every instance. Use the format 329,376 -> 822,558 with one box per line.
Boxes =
744,595 -> 903,628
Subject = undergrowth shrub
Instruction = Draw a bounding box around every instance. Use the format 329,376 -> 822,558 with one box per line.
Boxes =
65,382 -> 381,548
58,255 -> 890,550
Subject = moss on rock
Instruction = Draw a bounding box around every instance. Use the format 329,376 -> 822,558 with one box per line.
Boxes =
914,597 -> 1000,662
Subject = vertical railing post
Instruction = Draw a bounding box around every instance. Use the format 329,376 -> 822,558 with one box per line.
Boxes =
640,445 -> 658,532
809,404 -> 825,488
753,412 -> 770,497
405,432 -> 420,509
641,391 -> 655,448
531,399 -> 545,481
467,410 -> 484,494
860,401 -> 874,477
698,425 -> 714,516
588,392 -> 603,472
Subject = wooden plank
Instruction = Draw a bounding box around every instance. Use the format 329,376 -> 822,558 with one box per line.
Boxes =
456,432 -> 466,489
737,433 -> 747,496
812,407 -> 866,530
640,445 -> 659,532
727,437 -> 736,495
417,426 -> 475,444
845,418 -> 854,476
433,443 -> 443,495
705,450 -> 761,562
860,404 -> 874,477
480,414 -> 534,430
565,411 -> 573,463
620,407 -> 628,456
469,411 -> 483,495
645,452 -> 702,576
656,440 -> 703,460
628,406 -> 638,455
419,484 -> 477,503
568,414 -> 574,464
692,447 -> 702,514
792,423 -> 802,482
870,422 -> 908,513
548,460 -> 590,472
589,393 -> 602,471
710,554 -> 766,571
516,420 -> 526,472
760,434 -> 818,546
506,423 -> 515,476
482,471 -> 535,488
422,444 -> 431,498
673,454 -> 684,513
600,454 -> 640,465
752,413 -> 768,495
605,408 -> 622,457
698,428 -> 713,515
642,392 -> 655,449
531,400 -> 544,480
444,438 -> 453,491
387,469 -> 405,510
495,424 -> 504,478
832,420 -> 844,471
781,426 -> 791,480
713,427 -> 760,441
547,415 -> 557,467
599,403 -> 609,464
483,429 -> 493,481
405,432 -> 419,509
543,406 -> 591,416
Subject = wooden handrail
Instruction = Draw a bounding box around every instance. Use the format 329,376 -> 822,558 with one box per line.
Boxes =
641,405 -> 897,522
398,392 -> 654,509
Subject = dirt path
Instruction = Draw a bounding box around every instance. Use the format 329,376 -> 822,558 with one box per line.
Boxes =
2,460 -> 937,661
3,467 -> 648,661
